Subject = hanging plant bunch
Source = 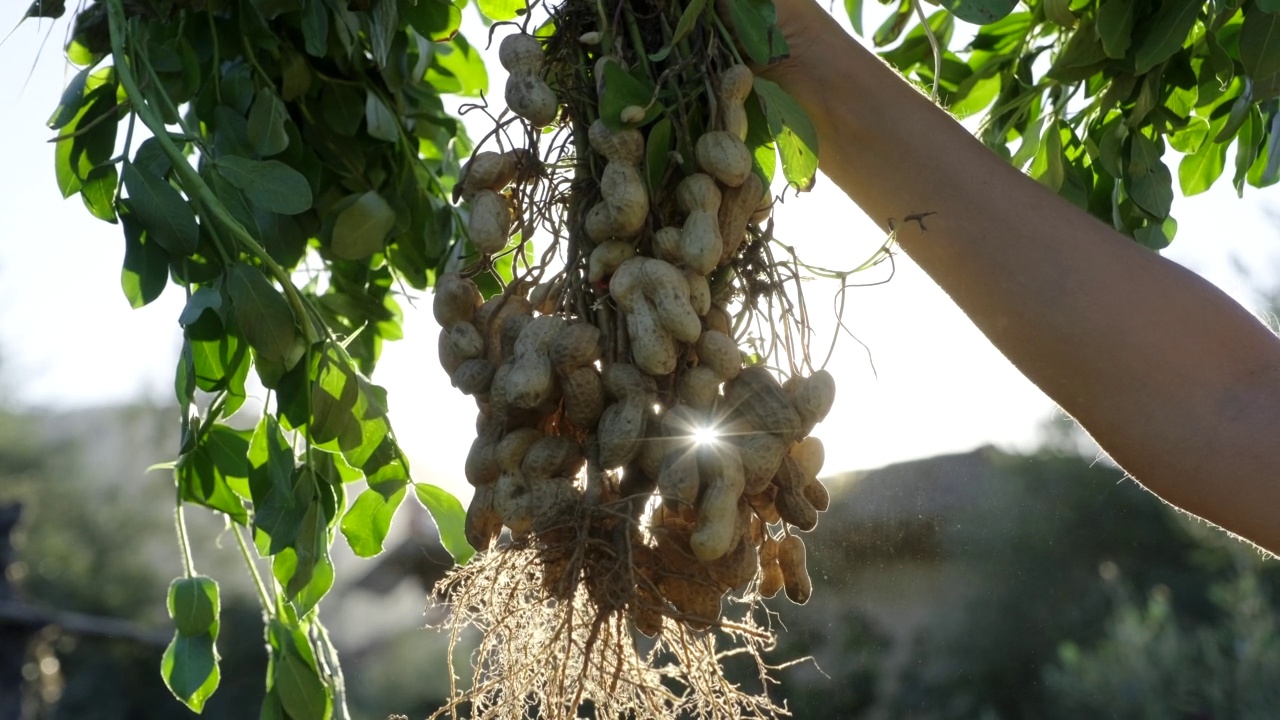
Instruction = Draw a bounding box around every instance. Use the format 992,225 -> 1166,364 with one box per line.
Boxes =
430,1 -> 851,716
37,0 -> 488,714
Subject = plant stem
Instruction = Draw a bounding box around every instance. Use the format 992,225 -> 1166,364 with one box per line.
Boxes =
909,0 -> 943,103
312,623 -> 352,720
105,0 -> 319,345
232,519 -> 274,612
174,498 -> 196,578
621,4 -> 652,80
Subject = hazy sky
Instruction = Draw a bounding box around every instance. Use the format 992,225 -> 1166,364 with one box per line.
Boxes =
1,7 -> 1277,499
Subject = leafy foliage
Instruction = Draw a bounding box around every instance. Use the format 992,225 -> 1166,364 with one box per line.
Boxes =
39,0 -> 490,713
854,0 -> 1280,248
1044,571 -> 1280,719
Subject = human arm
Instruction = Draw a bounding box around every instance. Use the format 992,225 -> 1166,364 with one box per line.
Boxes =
765,0 -> 1280,554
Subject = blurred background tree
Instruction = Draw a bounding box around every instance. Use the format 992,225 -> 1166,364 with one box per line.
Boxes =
3,361 -> 1280,719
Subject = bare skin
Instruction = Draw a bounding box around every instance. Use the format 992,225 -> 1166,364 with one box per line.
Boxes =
765,0 -> 1280,555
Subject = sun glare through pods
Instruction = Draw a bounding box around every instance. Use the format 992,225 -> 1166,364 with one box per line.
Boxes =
691,425 -> 720,446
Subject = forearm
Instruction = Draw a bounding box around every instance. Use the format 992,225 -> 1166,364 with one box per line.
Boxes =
769,5 -> 1280,552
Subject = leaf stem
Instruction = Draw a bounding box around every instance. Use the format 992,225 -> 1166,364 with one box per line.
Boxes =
206,5 -> 222,106
709,12 -> 745,67
46,98 -> 131,142
909,0 -> 942,104
621,4 -> 652,80
311,623 -> 352,720
232,518 -> 275,612
106,0 -> 319,346
174,497 -> 196,578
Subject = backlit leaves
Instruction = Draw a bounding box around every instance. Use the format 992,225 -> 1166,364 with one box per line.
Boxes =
851,0 -> 1280,244
938,0 -> 1018,25
228,264 -> 303,367
122,162 -> 199,256
214,156 -> 313,216
46,0 -> 474,713
162,576 -> 221,712
414,483 -> 473,564
1240,9 -> 1280,82
752,78 -> 820,191
721,0 -> 790,65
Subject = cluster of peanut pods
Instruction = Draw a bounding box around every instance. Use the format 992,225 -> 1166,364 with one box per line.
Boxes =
435,32 -> 836,632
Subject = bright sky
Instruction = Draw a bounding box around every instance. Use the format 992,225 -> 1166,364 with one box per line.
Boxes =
1,7 -> 1278,500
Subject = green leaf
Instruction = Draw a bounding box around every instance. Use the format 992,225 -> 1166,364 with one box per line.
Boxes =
369,0 -> 398,68
215,156 -> 313,216
645,117 -> 674,196
1177,135 -> 1228,195
1011,113 -> 1046,170
47,65 -> 92,130
272,485 -> 334,614
1240,9 -> 1280,81
1234,106 -> 1264,195
845,0 -> 865,36
179,286 -> 223,327
1250,111 -> 1280,188
1133,0 -> 1199,75
1167,116 -> 1208,154
1048,20 -> 1109,81
1044,0 -> 1075,27
1214,84 -> 1253,143
475,0 -> 522,21
161,632 -> 220,712
26,0 -> 66,20
1205,31 -> 1234,87
365,91 -> 400,142
310,350 -> 360,447
426,35 -> 489,97
399,0 -> 462,41
331,191 -> 397,260
301,0 -> 329,56
1095,0 -> 1135,59
228,263 -> 303,367
248,88 -> 291,157
186,311 -> 246,393
1125,133 -> 1173,218
249,417 -> 310,554
54,82 -> 118,199
722,0 -> 788,65
275,651 -> 330,720
752,78 -> 820,191
122,162 -> 200,256
1031,120 -> 1065,191
260,690 -> 286,720
81,164 -> 118,223
119,203 -> 169,308
650,0 -> 708,62
340,482 -> 407,557
168,576 -> 220,637
745,92 -> 777,185
178,424 -> 252,524
598,59 -> 661,129
938,0 -> 1017,25
414,483 -> 474,564
1134,215 -> 1177,249
874,0 -> 913,46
